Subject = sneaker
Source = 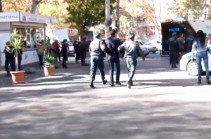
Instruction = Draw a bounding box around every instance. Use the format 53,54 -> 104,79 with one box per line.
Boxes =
116,82 -> 121,86
5,73 -> 10,77
207,80 -> 211,85
111,82 -> 114,87
103,80 -> 107,85
127,81 -> 131,89
197,81 -> 201,85
90,84 -> 95,88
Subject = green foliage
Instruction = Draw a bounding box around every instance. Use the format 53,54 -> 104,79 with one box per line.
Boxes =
42,38 -> 57,67
39,0 -> 69,29
65,0 -> 115,36
176,0 -> 205,19
10,30 -> 24,53
2,0 -> 31,12
10,30 -> 25,71
43,54 -> 57,67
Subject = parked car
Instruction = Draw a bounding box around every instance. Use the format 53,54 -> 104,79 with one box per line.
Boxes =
179,50 -> 211,76
67,41 -> 75,57
136,40 -> 158,53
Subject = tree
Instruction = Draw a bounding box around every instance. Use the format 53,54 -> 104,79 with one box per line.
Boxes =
39,0 -> 69,29
176,0 -> 205,19
31,0 -> 45,14
2,0 -> 45,14
0,0 -> 3,12
2,0 -> 31,12
65,0 -> 115,36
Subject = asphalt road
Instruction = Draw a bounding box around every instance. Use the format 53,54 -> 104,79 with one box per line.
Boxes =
0,53 -> 211,139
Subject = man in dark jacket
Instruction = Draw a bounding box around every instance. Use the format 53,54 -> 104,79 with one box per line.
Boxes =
73,40 -> 80,63
89,33 -> 107,88
61,39 -> 69,68
106,29 -> 122,86
119,33 -> 145,88
80,37 -> 89,66
4,41 -> 15,77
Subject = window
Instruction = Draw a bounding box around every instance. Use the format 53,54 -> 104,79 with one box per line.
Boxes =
13,27 -> 44,49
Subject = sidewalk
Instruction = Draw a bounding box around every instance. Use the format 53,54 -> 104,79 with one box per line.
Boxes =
0,57 -> 91,88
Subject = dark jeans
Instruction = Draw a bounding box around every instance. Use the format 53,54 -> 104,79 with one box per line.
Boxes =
75,52 -> 80,62
80,50 -> 86,65
196,51 -> 210,82
108,57 -> 120,83
169,50 -> 173,64
90,56 -> 105,82
58,52 -> 61,61
38,55 -> 44,67
18,54 -> 22,70
62,55 -> 68,67
126,58 -> 137,83
172,51 -> 179,67
5,55 -> 15,74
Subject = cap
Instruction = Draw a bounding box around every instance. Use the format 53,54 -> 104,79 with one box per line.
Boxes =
95,33 -> 101,38
129,33 -> 135,39
5,41 -> 10,46
172,32 -> 177,36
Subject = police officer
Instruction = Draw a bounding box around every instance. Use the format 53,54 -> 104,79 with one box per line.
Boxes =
73,40 -> 80,63
106,29 -> 122,86
4,41 -> 15,77
119,33 -> 145,88
89,33 -> 107,88
80,37 -> 89,66
61,39 -> 69,68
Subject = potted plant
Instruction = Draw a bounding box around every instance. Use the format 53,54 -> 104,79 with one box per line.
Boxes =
10,30 -> 25,84
43,39 -> 57,76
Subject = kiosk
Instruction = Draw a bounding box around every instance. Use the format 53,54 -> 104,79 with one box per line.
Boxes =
0,12 -> 54,66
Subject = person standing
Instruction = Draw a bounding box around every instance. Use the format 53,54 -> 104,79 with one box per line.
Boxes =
4,41 -> 15,77
89,33 -> 107,88
73,40 -> 80,63
167,32 -> 177,65
61,39 -> 69,68
119,33 -> 145,89
191,30 -> 210,85
185,32 -> 194,52
171,34 -> 179,68
106,29 -> 122,86
51,40 -> 61,62
37,41 -> 46,68
80,37 -> 89,66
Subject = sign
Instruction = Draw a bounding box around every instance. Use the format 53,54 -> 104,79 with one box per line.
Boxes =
20,13 -> 55,24
0,12 -> 19,22
0,12 -> 55,24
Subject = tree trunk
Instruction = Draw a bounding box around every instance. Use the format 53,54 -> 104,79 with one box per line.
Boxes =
0,0 -> 3,12
31,0 -> 38,14
31,0 -> 43,14
116,0 -> 120,32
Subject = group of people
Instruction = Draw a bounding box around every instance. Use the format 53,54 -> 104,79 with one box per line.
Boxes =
73,37 -> 90,66
168,30 -> 211,85
37,39 -> 69,68
89,29 -> 145,89
167,32 -> 194,68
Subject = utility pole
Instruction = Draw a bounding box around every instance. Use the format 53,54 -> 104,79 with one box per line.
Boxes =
116,0 -> 120,32
105,0 -> 110,38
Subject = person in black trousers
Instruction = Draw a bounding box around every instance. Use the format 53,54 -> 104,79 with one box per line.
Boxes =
4,41 -> 15,77
106,29 -> 122,86
80,37 -> 89,66
61,39 -> 69,68
73,40 -> 80,63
